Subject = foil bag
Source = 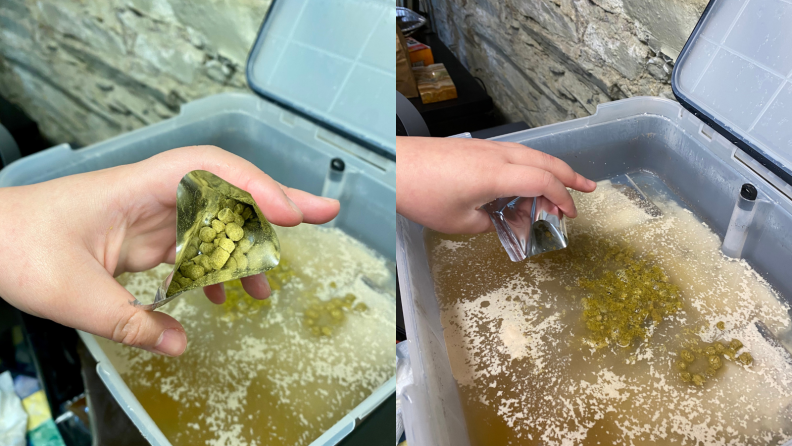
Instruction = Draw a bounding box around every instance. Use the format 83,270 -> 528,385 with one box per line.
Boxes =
133,170 -> 280,310
483,196 -> 568,262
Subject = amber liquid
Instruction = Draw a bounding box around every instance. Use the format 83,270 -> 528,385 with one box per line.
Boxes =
426,178 -> 792,446
100,225 -> 395,446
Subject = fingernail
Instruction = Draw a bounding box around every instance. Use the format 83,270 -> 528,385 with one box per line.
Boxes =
286,195 -> 303,218
154,329 -> 187,356
260,273 -> 271,300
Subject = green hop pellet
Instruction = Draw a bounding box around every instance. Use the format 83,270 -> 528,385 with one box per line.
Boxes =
184,264 -> 205,280
241,207 -> 253,220
233,252 -> 248,270
304,318 -> 315,326
199,227 -> 217,243
691,374 -> 705,386
704,367 -> 717,378
193,254 -> 212,272
321,326 -> 332,336
676,360 -> 687,371
680,372 -> 692,382
167,281 -> 181,295
183,245 -> 199,261
211,219 -> 225,232
705,345 -> 717,356
716,321 -> 726,330
714,342 -> 725,354
724,348 -> 737,360
233,213 -> 245,227
354,302 -> 368,312
305,309 -> 319,319
218,207 -> 235,223
738,352 -> 753,366
310,326 -> 321,336
225,222 -> 244,241
179,261 -> 193,275
233,203 -> 245,215
176,276 -> 193,288
220,198 -> 236,209
730,339 -> 743,351
210,248 -> 230,269
708,355 -> 723,370
225,257 -> 237,271
218,237 -> 235,253
330,309 -> 344,321
680,350 -> 695,363
199,242 -> 215,254
237,238 -> 252,254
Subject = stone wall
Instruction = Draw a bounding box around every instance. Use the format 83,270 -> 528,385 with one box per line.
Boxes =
427,0 -> 708,127
0,0 -> 271,147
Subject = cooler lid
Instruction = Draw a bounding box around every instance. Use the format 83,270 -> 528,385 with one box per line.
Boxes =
672,0 -> 792,184
246,0 -> 395,159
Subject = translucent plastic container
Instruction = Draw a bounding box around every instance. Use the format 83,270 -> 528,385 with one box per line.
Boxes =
396,96 -> 792,446
399,1 -> 792,440
0,92 -> 396,446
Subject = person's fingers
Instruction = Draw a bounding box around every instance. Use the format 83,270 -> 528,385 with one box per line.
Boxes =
52,265 -> 188,356
281,186 -> 340,225
463,209 -> 496,234
495,165 -> 579,218
138,313 -> 187,357
501,144 -> 596,192
203,283 -> 226,305
241,273 -> 271,300
138,146 -> 338,227
164,240 -> 178,265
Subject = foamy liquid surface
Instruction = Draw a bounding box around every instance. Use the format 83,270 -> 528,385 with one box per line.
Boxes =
98,224 -> 396,446
427,180 -> 792,446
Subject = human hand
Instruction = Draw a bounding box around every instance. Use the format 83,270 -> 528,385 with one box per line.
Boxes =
0,146 -> 339,356
396,136 -> 596,234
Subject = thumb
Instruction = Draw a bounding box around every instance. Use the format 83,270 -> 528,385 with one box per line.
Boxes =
141,146 -> 339,227
71,267 -> 188,356
109,306 -> 188,357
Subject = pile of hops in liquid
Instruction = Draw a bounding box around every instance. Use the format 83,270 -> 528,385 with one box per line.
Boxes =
676,324 -> 754,386
578,243 -> 682,349
168,199 -> 257,296
221,278 -> 272,321
216,259 -> 302,322
218,259 -> 297,321
303,293 -> 369,337
266,259 -> 296,292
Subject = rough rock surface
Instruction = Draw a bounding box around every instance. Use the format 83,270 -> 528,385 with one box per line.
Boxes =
427,0 -> 707,127
0,0 -> 271,147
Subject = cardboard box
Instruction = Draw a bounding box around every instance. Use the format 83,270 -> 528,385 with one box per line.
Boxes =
406,37 -> 434,67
